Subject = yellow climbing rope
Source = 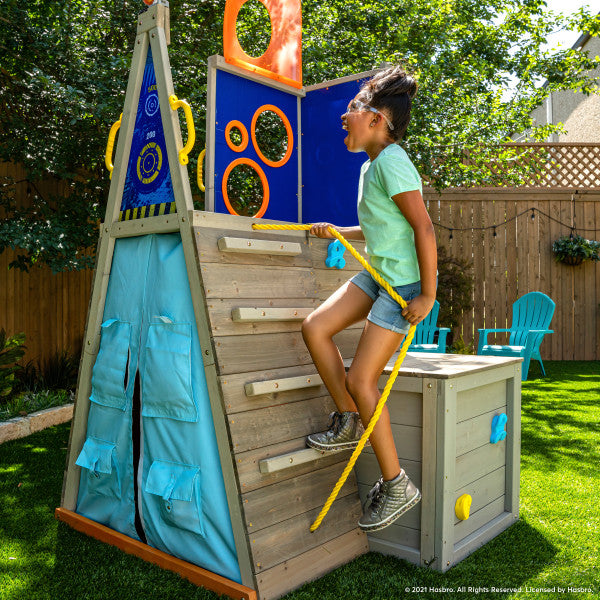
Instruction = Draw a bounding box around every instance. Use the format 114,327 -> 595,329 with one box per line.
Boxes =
252,222 -> 416,532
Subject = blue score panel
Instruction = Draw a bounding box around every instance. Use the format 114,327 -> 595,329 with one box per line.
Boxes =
120,48 -> 176,221
214,69 -> 299,222
76,234 -> 241,583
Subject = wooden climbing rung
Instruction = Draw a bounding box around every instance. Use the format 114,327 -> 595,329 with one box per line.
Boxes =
217,236 -> 302,256
258,448 -> 329,474
245,373 -> 323,397
231,307 -> 312,323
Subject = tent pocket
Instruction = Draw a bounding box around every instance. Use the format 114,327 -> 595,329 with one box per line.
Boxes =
90,319 -> 131,410
76,437 -> 121,499
145,459 -> 204,536
141,319 -> 197,421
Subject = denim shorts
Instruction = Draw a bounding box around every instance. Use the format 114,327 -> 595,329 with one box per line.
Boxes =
350,269 -> 421,334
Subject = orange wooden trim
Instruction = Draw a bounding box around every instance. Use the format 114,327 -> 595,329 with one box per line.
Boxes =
221,157 -> 270,218
55,508 -> 257,600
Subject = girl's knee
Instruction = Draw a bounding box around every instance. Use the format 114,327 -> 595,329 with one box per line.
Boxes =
346,370 -> 378,403
301,313 -> 320,342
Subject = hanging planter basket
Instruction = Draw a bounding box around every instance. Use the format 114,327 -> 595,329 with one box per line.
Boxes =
558,254 -> 584,266
552,234 -> 600,266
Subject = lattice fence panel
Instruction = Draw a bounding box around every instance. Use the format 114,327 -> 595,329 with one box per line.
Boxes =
497,144 -> 600,189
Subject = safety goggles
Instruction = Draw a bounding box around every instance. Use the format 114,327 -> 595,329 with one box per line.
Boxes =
344,99 -> 395,131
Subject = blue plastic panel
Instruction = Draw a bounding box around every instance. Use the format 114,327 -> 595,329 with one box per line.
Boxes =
301,78 -> 369,227
120,48 -> 176,220
214,69 -> 299,222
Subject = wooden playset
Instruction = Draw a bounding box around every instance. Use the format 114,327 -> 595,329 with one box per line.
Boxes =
56,2 -> 523,599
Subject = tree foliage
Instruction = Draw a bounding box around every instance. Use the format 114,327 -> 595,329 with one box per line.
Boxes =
0,0 -> 599,271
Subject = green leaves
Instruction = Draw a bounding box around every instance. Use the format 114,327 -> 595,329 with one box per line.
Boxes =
1,0 -> 599,271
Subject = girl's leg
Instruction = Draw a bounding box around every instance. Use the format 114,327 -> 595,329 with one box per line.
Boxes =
302,281 -> 373,413
346,320 -> 404,480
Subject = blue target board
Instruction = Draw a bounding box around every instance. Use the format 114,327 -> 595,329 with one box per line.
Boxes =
120,48 -> 175,220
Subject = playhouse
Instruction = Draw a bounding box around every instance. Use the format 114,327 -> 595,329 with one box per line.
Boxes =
56,2 -> 522,599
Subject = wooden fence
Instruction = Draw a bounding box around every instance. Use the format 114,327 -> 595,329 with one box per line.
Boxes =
2,149 -> 600,364
424,188 -> 600,361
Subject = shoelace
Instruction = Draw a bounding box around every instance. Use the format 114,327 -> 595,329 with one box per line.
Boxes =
364,477 -> 384,512
326,411 -> 343,436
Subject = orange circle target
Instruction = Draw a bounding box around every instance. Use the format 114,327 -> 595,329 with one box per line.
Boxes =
222,157 -> 270,218
225,120 -> 249,152
251,104 -> 294,168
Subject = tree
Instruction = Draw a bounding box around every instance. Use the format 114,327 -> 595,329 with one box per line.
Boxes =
1,0 -> 598,271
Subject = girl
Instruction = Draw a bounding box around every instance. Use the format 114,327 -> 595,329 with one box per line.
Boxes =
302,66 -> 437,532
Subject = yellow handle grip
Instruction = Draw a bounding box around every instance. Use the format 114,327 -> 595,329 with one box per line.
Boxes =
169,94 -> 195,165
197,148 -> 206,192
105,113 -> 122,179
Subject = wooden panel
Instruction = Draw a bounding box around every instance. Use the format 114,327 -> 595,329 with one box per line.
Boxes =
235,436 -> 351,493
456,379 -> 506,422
217,236 -> 302,256
454,466 -> 505,525
385,391 -> 423,427
228,396 -> 335,453
243,463 -> 359,531
316,268 -> 362,299
195,226 -> 311,267
201,263 -> 317,299
362,423 -> 422,463
455,440 -> 506,489
455,407 -> 507,457
354,452 -> 422,488
220,365 -> 328,414
214,329 -> 360,375
365,518 -> 421,550
249,493 -> 362,573
232,307 -> 312,322
255,530 -> 368,600
453,496 -> 506,543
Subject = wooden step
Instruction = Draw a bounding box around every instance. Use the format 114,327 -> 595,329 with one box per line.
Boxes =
217,236 -> 302,256
245,373 -> 323,396
232,307 -> 312,323
258,447 -> 332,474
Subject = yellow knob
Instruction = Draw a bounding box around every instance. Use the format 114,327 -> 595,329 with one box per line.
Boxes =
455,494 -> 472,520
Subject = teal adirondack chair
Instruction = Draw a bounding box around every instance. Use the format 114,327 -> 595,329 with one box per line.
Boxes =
409,300 -> 451,353
477,291 -> 555,381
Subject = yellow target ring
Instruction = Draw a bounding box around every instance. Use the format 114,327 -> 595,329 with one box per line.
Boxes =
137,142 -> 163,185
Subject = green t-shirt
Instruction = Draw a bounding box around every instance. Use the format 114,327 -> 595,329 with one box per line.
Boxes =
357,144 -> 423,286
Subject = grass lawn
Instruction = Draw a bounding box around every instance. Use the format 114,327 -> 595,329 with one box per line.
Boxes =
1,361 -> 598,600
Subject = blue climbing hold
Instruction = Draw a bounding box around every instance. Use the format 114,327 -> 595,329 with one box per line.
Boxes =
325,239 -> 346,269
490,413 -> 508,444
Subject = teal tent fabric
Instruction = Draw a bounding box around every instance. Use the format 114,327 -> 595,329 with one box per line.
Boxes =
76,233 -> 241,583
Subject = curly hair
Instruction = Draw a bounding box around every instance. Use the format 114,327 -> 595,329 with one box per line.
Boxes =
358,66 -> 418,142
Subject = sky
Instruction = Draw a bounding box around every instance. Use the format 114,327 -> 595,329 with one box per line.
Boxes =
545,0 -> 597,49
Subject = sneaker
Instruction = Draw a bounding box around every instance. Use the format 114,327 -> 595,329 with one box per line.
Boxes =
306,411 -> 367,451
358,470 -> 421,531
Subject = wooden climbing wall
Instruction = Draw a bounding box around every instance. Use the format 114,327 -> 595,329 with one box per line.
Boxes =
191,211 -> 369,600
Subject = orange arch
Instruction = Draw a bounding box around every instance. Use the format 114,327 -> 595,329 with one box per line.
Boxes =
251,104 -> 293,168
223,0 -> 302,89
225,120 -> 249,152
222,157 -> 270,218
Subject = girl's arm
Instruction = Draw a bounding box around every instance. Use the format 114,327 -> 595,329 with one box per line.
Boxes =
391,189 -> 437,325
309,223 -> 365,240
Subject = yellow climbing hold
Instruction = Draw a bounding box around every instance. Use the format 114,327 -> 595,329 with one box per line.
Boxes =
455,494 -> 472,520
253,222 -> 416,532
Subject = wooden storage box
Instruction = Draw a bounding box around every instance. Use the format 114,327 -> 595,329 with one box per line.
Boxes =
354,353 -> 521,572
